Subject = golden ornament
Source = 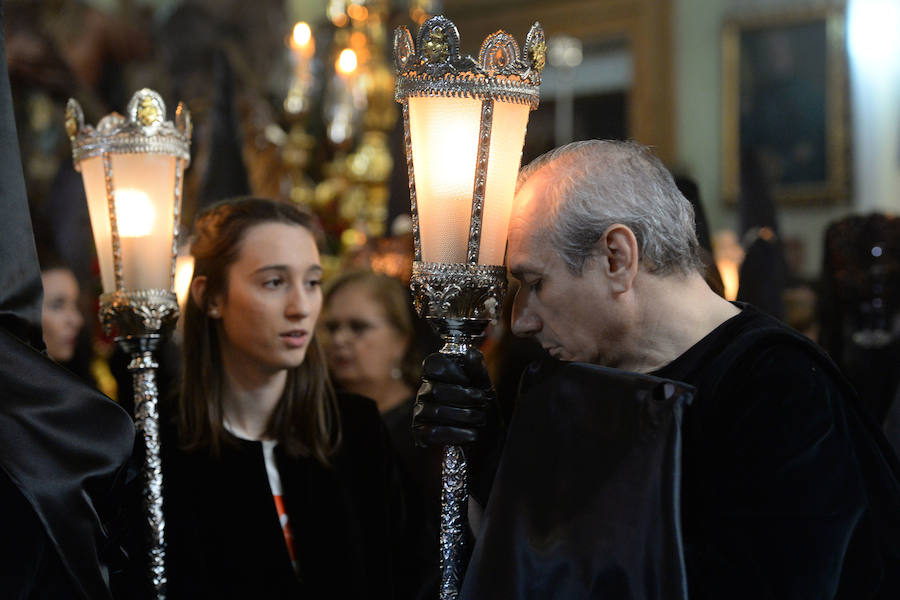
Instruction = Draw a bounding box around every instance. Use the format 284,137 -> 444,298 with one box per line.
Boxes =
65,109 -> 78,139
530,40 -> 546,72
137,96 -> 160,126
424,29 -> 449,62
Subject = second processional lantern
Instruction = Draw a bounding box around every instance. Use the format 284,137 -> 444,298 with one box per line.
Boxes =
66,88 -> 191,599
393,15 -> 543,599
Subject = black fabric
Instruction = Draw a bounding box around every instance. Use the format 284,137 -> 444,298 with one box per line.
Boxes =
382,397 -> 442,599
0,469 -> 81,600
737,235 -> 788,320
195,49 -> 250,216
0,4 -> 135,598
118,393 -> 404,599
0,1 -> 43,350
0,326 -> 135,600
653,303 -> 900,599
673,175 -> 712,256
738,149 -> 779,238
461,360 -> 694,600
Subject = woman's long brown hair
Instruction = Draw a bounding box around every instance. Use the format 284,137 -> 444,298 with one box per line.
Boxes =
179,197 -> 340,465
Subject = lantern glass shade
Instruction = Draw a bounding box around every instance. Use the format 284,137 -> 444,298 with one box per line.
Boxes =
79,153 -> 177,293
408,96 -> 530,265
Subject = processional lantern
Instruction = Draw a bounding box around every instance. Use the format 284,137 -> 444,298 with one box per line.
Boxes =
393,15 -> 543,598
66,88 -> 191,600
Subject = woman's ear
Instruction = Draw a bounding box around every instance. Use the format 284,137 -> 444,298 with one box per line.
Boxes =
599,224 -> 640,294
190,276 -> 221,318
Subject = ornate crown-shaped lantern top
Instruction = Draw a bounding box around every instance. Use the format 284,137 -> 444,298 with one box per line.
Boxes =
393,16 -> 545,107
66,88 -> 192,166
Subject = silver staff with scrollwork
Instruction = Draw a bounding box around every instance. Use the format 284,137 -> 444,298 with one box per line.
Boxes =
67,89 -> 191,600
394,16 -> 543,599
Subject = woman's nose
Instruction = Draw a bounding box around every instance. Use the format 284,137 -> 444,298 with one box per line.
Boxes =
67,307 -> 84,330
286,287 -> 311,318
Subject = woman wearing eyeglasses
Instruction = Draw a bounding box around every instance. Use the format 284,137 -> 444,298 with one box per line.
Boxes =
321,269 -> 440,599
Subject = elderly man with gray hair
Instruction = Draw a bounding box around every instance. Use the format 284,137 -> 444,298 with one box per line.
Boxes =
413,140 -> 900,599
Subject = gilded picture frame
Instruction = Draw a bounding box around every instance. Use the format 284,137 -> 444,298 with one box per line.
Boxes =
721,7 -> 849,205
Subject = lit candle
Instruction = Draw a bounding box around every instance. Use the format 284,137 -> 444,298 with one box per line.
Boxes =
115,188 -> 168,291
336,48 -> 358,76
408,96 -> 530,264
290,22 -> 315,80
78,154 -> 177,293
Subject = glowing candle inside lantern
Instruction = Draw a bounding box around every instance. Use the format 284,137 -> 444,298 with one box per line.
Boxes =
408,96 -> 530,264
116,188 -> 158,291
79,153 -> 177,292
116,188 -> 155,237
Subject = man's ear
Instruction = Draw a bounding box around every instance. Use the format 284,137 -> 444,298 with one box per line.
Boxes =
190,276 -> 221,317
598,224 -> 639,294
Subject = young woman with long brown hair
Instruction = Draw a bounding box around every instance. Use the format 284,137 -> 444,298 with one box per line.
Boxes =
123,197 -> 402,599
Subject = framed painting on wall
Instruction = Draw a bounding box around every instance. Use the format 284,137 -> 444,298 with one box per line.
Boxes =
721,7 -> 849,205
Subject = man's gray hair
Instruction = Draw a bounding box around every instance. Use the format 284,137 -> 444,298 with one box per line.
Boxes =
516,140 -> 703,275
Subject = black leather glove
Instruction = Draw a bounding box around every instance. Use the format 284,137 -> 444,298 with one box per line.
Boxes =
412,347 -> 498,447
413,347 -> 505,507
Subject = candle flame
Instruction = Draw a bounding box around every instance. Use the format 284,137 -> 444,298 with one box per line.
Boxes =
114,188 -> 155,237
336,48 -> 358,74
292,22 -> 312,48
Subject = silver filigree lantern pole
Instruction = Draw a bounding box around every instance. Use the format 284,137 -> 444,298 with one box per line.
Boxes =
393,16 -> 543,599
66,89 -> 191,600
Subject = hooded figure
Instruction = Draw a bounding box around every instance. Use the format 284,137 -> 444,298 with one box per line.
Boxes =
736,149 -> 790,319
0,3 -> 135,598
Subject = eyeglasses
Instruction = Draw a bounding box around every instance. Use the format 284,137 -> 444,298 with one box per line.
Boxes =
321,318 -> 388,337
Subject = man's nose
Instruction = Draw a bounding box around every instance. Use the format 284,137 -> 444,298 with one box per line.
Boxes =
510,292 -> 540,337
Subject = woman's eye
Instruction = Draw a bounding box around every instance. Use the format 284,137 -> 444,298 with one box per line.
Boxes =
526,278 -> 542,292
46,299 -> 66,310
349,320 -> 372,334
263,277 -> 284,288
306,278 -> 322,289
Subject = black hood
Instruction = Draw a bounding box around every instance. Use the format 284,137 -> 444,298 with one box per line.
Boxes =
0,1 -> 44,351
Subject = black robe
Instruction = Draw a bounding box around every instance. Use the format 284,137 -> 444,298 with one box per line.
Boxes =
462,304 -> 900,599
653,303 -> 900,598
0,3 -> 135,598
0,329 -> 135,600
381,397 -> 442,599
461,362 -> 694,599
119,393 -> 405,599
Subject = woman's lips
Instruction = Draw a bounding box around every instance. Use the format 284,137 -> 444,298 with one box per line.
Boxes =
280,330 -> 308,348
